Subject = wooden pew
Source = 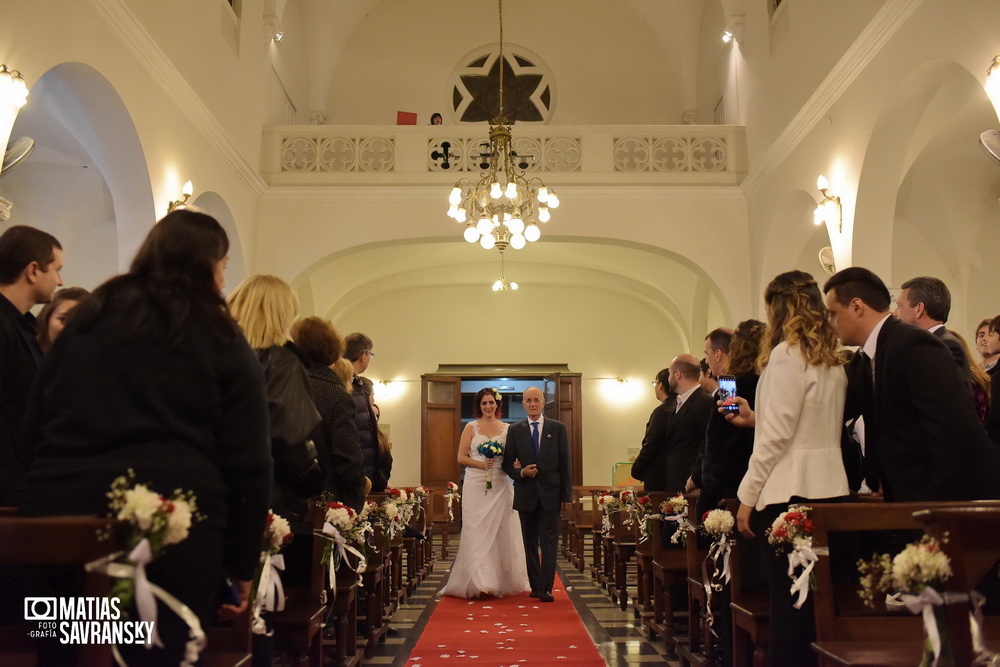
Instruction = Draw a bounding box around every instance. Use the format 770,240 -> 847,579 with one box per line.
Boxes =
567,486 -> 605,572
808,500 -> 932,667
429,487 -> 460,559
632,492 -> 667,623
677,492 -> 714,667
648,497 -> 692,654
611,507 -> 638,611
0,512 -> 253,667
589,490 -> 608,580
359,525 -> 389,657
913,505 -> 1000,666
722,498 -> 769,667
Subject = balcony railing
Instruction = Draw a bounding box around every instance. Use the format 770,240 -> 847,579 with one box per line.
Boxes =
260,124 -> 746,186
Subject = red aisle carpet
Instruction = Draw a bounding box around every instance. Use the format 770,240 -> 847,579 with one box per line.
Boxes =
409,576 -> 606,666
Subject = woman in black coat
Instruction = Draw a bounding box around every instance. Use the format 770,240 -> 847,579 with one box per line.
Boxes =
291,316 -> 368,511
21,210 -> 273,666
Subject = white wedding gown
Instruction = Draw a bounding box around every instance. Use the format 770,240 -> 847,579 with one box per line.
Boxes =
439,421 -> 530,598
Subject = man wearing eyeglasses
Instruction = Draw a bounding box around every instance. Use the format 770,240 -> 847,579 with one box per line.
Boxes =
346,332 -> 381,491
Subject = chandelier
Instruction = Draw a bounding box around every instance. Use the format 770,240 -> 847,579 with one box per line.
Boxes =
491,252 -> 519,292
446,0 -> 559,252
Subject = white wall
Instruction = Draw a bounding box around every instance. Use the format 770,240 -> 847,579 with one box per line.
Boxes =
329,282 -> 686,487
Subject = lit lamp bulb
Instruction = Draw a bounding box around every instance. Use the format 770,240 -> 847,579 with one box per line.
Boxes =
537,186 -> 549,203
490,182 -> 503,199
510,234 -> 526,250
448,187 -> 462,206
456,207 -> 467,223
504,182 -> 518,199
480,234 -> 496,250
507,216 -> 525,235
813,206 -> 825,226
987,56 -> 1000,115
538,207 -> 551,223
464,226 -> 480,243
510,281 -> 519,290
0,66 -> 28,109
477,217 -> 493,235
492,280 -> 503,292
722,31 -> 733,43
816,175 -> 830,192
447,204 -> 458,218
524,224 -> 541,242
547,193 -> 559,208
182,180 -> 194,197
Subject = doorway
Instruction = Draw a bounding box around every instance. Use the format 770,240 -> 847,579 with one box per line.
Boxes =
420,364 -> 582,488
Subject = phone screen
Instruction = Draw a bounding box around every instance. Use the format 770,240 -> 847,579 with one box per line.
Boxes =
717,375 -> 739,413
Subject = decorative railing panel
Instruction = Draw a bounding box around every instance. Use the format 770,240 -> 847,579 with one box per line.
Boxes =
261,125 -> 745,184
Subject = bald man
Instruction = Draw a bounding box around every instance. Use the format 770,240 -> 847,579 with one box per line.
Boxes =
501,387 -> 572,602
661,354 -> 714,494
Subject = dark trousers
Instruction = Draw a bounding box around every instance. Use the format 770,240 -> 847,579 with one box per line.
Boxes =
751,502 -> 818,667
518,502 -> 560,594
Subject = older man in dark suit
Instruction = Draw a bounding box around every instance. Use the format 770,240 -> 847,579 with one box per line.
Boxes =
893,275 -> 971,386
501,386 -> 571,602
660,354 -> 714,495
824,267 -> 1000,501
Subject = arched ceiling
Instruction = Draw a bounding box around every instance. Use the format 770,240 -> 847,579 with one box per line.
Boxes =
293,236 -> 730,350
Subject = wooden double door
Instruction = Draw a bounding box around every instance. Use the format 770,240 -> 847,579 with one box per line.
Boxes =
420,365 -> 582,489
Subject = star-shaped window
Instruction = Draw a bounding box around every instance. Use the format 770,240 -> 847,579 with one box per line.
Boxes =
450,48 -> 553,124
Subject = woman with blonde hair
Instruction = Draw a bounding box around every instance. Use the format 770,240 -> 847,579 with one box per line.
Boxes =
727,270 -> 849,667
227,276 -> 321,559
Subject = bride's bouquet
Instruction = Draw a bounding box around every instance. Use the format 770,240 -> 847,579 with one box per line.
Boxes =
476,440 -> 504,493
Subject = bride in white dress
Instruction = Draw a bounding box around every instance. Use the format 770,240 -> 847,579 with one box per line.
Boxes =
439,388 -> 530,598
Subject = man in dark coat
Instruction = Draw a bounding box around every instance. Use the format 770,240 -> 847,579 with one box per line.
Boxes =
630,367 -> 676,492
824,267 -> 1000,501
660,354 -> 714,495
893,276 -> 971,387
0,225 -> 63,505
501,386 -> 571,602
345,332 -> 383,489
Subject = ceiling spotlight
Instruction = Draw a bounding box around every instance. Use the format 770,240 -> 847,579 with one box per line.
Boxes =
273,32 -> 284,42
722,31 -> 733,44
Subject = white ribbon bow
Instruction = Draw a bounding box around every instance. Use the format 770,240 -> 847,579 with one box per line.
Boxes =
896,587 -> 945,663
663,512 -> 695,544
251,552 -> 286,636
320,523 -> 369,595
85,544 -> 206,667
787,543 -> 823,609
709,534 -> 732,590
128,538 -> 163,649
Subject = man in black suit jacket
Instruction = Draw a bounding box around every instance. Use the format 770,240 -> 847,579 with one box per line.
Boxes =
501,386 -> 571,602
0,226 -> 63,505
824,267 -> 1000,501
660,354 -> 714,495
630,367 -> 677,491
893,276 -> 971,387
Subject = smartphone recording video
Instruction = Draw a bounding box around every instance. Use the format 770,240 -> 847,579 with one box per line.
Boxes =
717,375 -> 739,413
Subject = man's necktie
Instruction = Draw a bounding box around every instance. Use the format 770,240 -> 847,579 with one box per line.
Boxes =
531,421 -> 540,455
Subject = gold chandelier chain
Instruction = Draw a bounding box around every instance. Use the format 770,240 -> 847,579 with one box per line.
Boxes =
498,0 -> 504,118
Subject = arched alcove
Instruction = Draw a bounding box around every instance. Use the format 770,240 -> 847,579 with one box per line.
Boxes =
758,189 -> 829,296
0,62 -> 153,286
190,192 -> 247,294
856,60 -> 1000,330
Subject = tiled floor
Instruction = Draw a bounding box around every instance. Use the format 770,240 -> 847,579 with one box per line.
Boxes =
360,537 -> 681,666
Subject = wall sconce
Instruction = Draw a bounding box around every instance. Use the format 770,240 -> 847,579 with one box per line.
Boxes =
813,175 -> 842,233
0,65 -> 29,110
168,180 -> 194,212
721,18 -> 744,47
986,56 -> 1000,113
595,377 -> 646,403
722,31 -> 734,43
371,379 -> 410,402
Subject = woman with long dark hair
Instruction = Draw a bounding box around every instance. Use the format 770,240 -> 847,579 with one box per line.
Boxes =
729,270 -> 849,667
21,209 -> 272,665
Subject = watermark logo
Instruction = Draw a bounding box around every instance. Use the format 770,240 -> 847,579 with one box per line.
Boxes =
24,596 -> 155,645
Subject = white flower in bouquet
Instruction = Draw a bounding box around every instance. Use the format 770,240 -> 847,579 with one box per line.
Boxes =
163,498 -> 194,546
663,494 -> 687,515
447,481 -> 459,494
384,502 -> 399,520
702,509 -> 735,537
397,489 -> 409,503
117,484 -> 162,530
325,503 -> 356,532
891,538 -> 952,592
359,501 -> 374,520
264,511 -> 292,553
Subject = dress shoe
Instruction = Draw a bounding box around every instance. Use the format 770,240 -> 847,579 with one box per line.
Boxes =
538,591 -> 554,603
529,590 -> 539,598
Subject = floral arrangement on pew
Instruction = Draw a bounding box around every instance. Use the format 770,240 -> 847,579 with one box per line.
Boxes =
250,511 -> 291,636
316,501 -> 370,591
596,491 -> 623,535
87,469 -> 206,664
766,504 -> 821,609
660,494 -> 696,545
443,481 -> 460,522
385,487 -> 417,531
476,440 -> 505,492
698,507 -> 736,637
620,493 -> 657,542
857,535 -> 960,667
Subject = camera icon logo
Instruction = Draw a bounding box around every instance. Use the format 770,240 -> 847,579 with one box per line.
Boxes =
24,597 -> 57,621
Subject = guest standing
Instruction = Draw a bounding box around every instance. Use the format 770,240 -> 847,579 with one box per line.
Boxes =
345,332 -> 385,490
630,367 -> 676,492
734,270 -> 849,667
291,316 -> 368,511
35,286 -> 88,353
21,210 -> 271,666
0,225 -> 63,505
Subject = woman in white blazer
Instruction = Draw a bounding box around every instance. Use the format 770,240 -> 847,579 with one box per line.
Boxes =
729,270 -> 849,667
